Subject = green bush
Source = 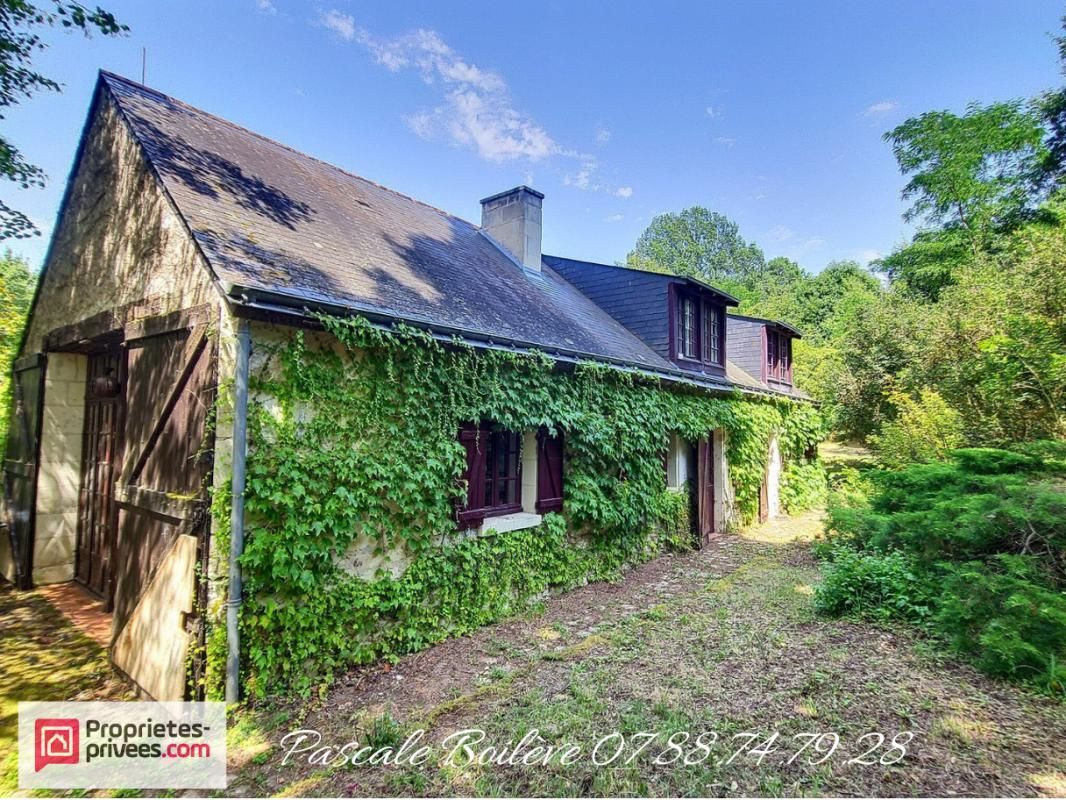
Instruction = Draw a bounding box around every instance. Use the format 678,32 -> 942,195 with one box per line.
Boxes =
869,388 -> 965,469
815,442 -> 1066,694
936,556 -> 1066,693
814,545 -> 935,623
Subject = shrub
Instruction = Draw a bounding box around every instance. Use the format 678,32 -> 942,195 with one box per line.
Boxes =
814,442 -> 1066,693
937,556 -> 1066,693
869,388 -> 965,469
814,545 -> 935,623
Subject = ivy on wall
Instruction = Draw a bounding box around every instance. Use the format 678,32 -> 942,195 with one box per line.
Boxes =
214,316 -> 824,697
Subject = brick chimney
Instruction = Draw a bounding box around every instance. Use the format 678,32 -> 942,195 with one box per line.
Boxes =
480,186 -> 543,272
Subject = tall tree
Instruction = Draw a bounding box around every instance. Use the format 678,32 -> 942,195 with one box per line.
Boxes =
0,1 -> 126,240
625,207 -> 766,285
884,101 -> 1047,248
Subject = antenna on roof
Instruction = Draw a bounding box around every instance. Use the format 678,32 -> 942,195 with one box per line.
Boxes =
141,47 -> 146,84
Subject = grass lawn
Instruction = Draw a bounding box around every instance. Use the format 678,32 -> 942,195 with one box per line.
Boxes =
228,520 -> 1066,797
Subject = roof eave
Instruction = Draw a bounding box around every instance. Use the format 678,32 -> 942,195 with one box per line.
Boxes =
224,284 -> 804,401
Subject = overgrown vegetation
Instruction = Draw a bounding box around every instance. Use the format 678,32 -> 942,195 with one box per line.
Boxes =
228,317 -> 823,697
815,443 -> 1066,694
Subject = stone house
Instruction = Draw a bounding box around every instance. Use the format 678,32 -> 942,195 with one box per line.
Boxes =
1,72 -> 809,700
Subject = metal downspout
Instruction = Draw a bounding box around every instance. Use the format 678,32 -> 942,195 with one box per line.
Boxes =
226,318 -> 251,704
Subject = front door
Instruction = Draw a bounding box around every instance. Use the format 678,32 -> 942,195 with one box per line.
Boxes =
75,349 -> 125,600
696,435 -> 715,542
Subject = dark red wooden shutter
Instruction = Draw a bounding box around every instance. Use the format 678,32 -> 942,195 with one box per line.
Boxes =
535,428 -> 564,513
456,422 -> 486,527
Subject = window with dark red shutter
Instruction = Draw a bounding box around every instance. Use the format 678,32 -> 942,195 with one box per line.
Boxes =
456,421 -> 524,527
535,427 -> 564,512
457,422 -> 487,527
671,286 -> 727,372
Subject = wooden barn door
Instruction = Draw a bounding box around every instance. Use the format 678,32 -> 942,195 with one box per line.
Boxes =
113,311 -> 216,628
76,349 -> 126,600
697,435 -> 715,543
111,307 -> 216,699
2,355 -> 46,589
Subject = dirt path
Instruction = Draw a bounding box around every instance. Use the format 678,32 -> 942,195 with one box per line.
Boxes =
230,512 -> 1066,797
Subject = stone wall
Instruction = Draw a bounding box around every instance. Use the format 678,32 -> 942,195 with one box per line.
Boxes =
21,92 -> 218,355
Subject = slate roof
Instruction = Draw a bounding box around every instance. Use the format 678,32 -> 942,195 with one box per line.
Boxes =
99,71 -> 800,398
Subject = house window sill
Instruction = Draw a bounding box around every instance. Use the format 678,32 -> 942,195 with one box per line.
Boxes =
476,512 -> 543,535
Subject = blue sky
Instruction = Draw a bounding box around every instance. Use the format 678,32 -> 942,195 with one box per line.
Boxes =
3,0 -> 1063,272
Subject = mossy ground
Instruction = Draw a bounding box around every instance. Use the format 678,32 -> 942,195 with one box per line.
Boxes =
0,582 -> 131,796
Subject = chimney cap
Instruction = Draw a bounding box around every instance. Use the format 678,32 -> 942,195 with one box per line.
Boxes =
479,185 -> 544,205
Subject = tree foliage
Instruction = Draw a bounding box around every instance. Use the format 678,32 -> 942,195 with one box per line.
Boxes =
0,250 -> 35,442
884,101 -> 1048,245
626,207 -> 766,285
0,0 -> 126,239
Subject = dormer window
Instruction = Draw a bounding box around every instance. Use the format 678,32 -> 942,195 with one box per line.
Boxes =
765,328 -> 793,384
672,287 -> 726,372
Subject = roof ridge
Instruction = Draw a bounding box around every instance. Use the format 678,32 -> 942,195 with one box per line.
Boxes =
545,253 -> 740,304
544,253 -> 679,279
98,70 -> 483,234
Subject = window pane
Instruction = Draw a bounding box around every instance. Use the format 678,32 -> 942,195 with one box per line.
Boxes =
481,429 -> 523,510
680,298 -> 696,358
703,304 -> 719,364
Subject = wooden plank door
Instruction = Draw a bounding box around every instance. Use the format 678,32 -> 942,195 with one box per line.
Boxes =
697,435 -> 715,542
76,349 -> 125,599
2,355 -> 46,589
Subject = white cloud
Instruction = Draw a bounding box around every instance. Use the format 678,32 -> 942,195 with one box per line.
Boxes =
769,224 -> 794,242
863,99 -> 898,116
714,136 -> 736,148
405,110 -> 435,140
320,14 -> 635,194
855,248 -> 883,264
604,213 -> 624,223
324,16 -> 556,162
564,162 -> 595,190
255,0 -> 276,14
615,186 -> 633,199
320,9 -> 356,40
705,105 -> 718,119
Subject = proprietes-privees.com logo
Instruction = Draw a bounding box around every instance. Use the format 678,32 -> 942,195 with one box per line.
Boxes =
19,702 -> 226,789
